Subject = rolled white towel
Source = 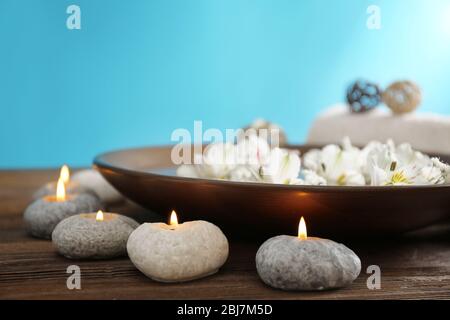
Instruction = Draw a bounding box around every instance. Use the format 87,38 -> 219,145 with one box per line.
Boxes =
307,104 -> 450,155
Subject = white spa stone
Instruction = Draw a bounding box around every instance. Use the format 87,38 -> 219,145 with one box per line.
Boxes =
256,235 -> 361,291
52,213 -> 139,259
127,220 -> 229,282
23,193 -> 103,239
72,169 -> 123,204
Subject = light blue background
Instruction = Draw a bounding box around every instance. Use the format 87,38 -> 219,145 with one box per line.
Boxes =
1,0 -> 450,168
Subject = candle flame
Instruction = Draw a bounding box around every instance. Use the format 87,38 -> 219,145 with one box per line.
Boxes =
56,177 -> 66,201
96,210 -> 104,221
298,216 -> 307,240
169,210 -> 178,228
60,165 -> 70,185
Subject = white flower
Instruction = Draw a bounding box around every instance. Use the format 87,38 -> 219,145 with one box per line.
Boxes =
176,165 -> 200,178
341,136 -> 360,154
235,135 -> 271,169
300,169 -> 327,186
302,148 -> 321,172
370,163 -> 418,186
186,143 -> 236,179
176,135 -> 450,186
366,143 -> 419,186
359,140 -> 389,180
228,166 -> 262,182
416,165 -> 444,185
201,142 -> 237,179
241,118 -> 285,147
260,148 -> 301,184
365,143 -> 397,183
336,171 -> 366,186
303,140 -> 365,186
395,143 -> 430,168
365,140 -> 448,186
425,157 -> 450,184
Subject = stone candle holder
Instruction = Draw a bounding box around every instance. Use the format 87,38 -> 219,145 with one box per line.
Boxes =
24,193 -> 103,239
52,212 -> 139,259
32,164 -> 94,200
127,214 -> 229,282
32,181 -> 93,200
256,235 -> 361,291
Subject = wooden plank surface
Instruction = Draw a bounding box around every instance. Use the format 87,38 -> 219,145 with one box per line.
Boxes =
0,169 -> 450,299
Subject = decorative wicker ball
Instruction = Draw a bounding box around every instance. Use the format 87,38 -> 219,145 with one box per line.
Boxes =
382,80 -> 421,114
346,80 -> 382,113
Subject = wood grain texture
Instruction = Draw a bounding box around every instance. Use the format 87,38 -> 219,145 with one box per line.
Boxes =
1,169 -> 450,300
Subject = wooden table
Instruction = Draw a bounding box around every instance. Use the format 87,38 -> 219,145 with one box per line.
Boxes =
1,170 -> 450,300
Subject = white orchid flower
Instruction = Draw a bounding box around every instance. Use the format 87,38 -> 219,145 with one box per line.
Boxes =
302,148 -> 321,172
336,170 -> 366,186
176,165 -> 200,178
415,165 -> 444,185
289,170 -> 327,186
177,135 -> 450,186
365,140 -> 448,186
299,169 -> 327,186
366,142 -> 416,186
228,165 -> 262,182
260,148 -> 301,184
359,141 -> 387,179
423,157 -> 450,184
395,143 -> 430,168
370,162 -> 418,186
370,161 -> 447,186
367,143 -> 395,168
310,142 -> 365,186
341,136 -> 360,154
235,135 -> 271,169
302,137 -> 366,186
432,157 -> 450,183
201,142 -> 238,179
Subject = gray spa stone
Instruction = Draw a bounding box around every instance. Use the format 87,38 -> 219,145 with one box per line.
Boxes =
32,181 -> 95,200
256,235 -> 361,291
24,193 -> 103,239
52,213 -> 139,259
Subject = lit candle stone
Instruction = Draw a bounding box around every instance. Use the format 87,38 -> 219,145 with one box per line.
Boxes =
52,212 -> 139,259
256,217 -> 360,291
32,181 -> 94,200
127,217 -> 229,282
24,193 -> 103,239
256,235 -> 361,291
33,165 -> 94,200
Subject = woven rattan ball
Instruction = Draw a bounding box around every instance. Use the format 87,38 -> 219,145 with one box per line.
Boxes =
383,81 -> 422,114
346,80 -> 382,113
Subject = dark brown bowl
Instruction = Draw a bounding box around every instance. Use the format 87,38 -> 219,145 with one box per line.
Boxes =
94,145 -> 450,238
